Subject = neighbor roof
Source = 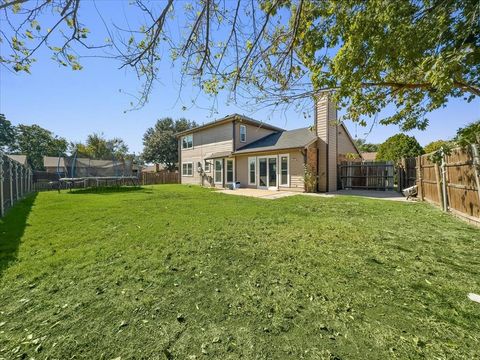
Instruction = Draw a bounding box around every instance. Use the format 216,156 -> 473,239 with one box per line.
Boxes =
361,152 -> 377,161
234,127 -> 317,155
44,156 -> 66,168
175,114 -> 284,137
7,154 -> 28,166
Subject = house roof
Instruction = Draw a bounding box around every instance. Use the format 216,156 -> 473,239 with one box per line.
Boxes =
361,152 -> 377,161
6,154 -> 27,166
234,127 -> 317,155
339,123 -> 362,156
175,114 -> 284,137
44,156 -> 66,168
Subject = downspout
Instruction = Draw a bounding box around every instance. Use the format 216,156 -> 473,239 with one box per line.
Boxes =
326,98 -> 329,192
232,119 -> 236,184
314,98 -> 319,192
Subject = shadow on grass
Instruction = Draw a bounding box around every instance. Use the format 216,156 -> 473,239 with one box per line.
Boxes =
67,186 -> 150,195
0,193 -> 37,278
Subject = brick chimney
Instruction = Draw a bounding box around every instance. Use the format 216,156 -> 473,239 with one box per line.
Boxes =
315,93 -> 338,192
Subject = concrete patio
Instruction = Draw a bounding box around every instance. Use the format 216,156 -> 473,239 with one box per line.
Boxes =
216,188 -> 409,201
216,188 -> 299,199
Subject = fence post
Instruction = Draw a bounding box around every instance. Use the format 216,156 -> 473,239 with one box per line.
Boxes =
416,156 -> 423,201
440,151 -> 448,212
433,160 -> 444,210
15,162 -> 19,201
19,165 -> 24,198
471,143 -> 480,204
0,154 -> 4,217
24,167 -> 28,195
9,159 -> 13,206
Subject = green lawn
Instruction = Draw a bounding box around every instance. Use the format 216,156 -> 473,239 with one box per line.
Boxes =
0,185 -> 479,359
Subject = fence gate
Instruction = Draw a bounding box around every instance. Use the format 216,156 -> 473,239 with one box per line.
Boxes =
338,161 -> 395,190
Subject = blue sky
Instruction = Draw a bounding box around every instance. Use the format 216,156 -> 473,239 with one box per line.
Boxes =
1,1 -> 479,154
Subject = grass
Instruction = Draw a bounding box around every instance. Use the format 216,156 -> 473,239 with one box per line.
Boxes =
0,185 -> 479,359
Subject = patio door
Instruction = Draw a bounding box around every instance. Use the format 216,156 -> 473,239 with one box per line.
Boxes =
258,156 -> 277,190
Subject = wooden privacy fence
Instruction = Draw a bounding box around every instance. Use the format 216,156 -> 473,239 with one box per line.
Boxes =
339,161 -> 395,190
141,170 -> 179,185
415,145 -> 480,223
0,152 -> 34,217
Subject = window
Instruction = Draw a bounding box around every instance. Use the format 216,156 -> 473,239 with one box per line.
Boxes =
204,160 -> 211,172
182,162 -> 193,176
280,154 -> 289,186
226,159 -> 234,183
239,125 -> 247,143
182,134 -> 193,149
248,157 -> 256,185
214,159 -> 223,184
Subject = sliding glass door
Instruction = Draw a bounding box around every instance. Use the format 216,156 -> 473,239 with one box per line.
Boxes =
258,156 -> 277,189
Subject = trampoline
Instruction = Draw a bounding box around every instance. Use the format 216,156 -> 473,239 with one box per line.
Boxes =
57,150 -> 140,190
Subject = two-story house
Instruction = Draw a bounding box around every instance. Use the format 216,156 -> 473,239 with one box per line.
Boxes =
176,95 -> 360,192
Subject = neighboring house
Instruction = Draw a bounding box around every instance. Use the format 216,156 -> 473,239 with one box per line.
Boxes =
177,95 -> 360,192
142,164 -> 167,172
44,156 -> 67,174
7,154 -> 28,166
361,152 -> 377,161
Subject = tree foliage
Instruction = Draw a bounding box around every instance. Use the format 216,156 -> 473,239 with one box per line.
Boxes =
423,140 -> 452,154
376,134 -> 424,163
9,124 -> 68,169
353,139 -> 379,153
0,1 -> 478,128
455,120 -> 480,146
0,114 -> 15,151
142,118 -> 197,171
70,133 -> 129,160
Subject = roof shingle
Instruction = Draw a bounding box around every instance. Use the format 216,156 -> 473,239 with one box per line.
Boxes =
234,127 -> 317,154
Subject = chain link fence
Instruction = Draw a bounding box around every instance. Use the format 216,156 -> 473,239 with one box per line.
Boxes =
0,151 -> 34,217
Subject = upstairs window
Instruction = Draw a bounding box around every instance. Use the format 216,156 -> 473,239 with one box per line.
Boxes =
182,134 -> 193,149
239,125 -> 247,143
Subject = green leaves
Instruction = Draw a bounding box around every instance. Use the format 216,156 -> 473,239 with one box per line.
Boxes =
376,134 -> 424,163
142,118 -> 197,171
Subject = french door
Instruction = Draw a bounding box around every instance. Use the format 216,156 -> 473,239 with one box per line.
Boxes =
258,156 -> 277,189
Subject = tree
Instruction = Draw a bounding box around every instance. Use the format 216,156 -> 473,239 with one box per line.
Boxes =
424,140 -> 452,154
10,124 -> 68,169
70,133 -> 130,160
455,120 -> 480,146
0,1 -> 477,128
376,134 -> 424,163
354,139 -> 379,153
0,114 -> 15,151
142,118 -> 197,171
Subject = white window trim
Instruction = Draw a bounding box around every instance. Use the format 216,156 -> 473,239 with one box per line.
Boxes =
225,158 -> 235,184
182,162 -> 194,176
214,159 -> 223,184
204,159 -> 211,172
239,125 -> 247,143
181,134 -> 193,150
248,156 -> 256,185
279,153 -> 290,187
